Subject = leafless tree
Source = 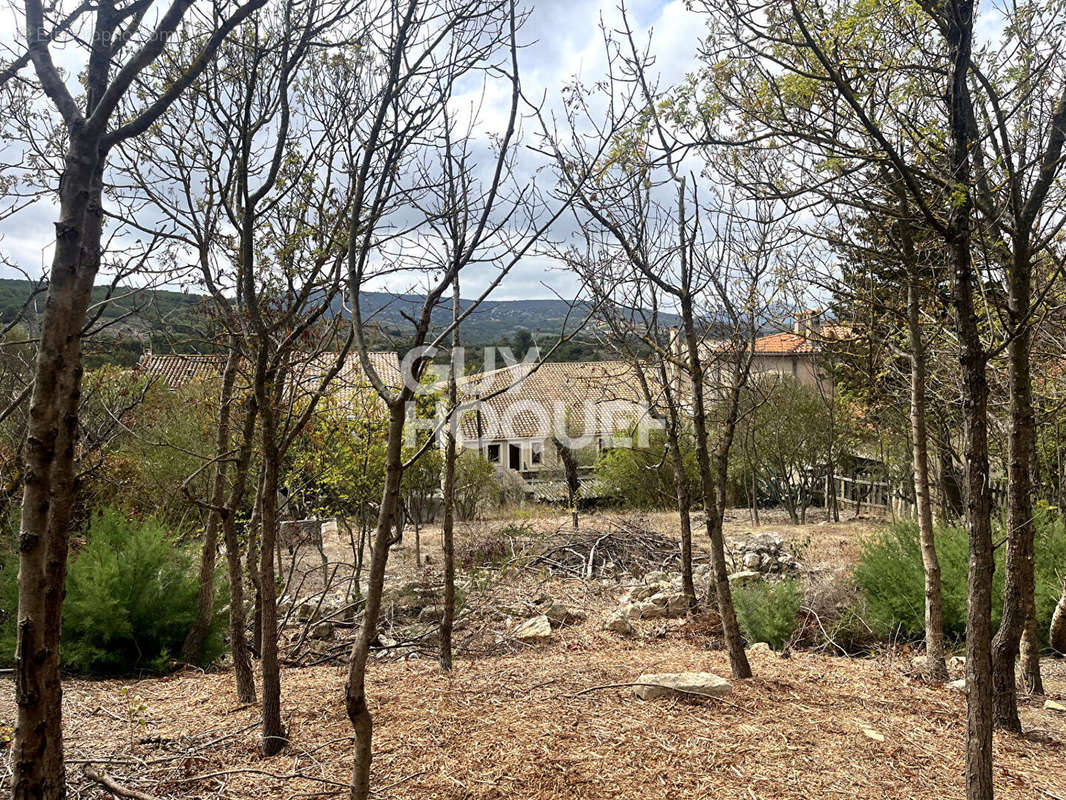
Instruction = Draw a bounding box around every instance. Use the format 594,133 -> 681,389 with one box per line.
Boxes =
7,0 -> 269,790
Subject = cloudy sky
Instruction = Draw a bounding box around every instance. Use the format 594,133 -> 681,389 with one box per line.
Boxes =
0,0 -> 706,301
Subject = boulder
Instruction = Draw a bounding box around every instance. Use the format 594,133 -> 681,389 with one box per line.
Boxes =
418,605 -> 443,623
665,593 -> 690,617
1044,699 -> 1066,713
742,552 -> 761,570
604,610 -> 636,635
633,672 -> 732,700
514,614 -> 552,643
727,570 -> 761,587
636,601 -> 668,620
546,602 -> 585,627
748,642 -> 772,655
947,679 -> 967,694
309,622 -> 334,640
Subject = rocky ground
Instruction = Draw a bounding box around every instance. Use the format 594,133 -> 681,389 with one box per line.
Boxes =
3,507 -> 1064,798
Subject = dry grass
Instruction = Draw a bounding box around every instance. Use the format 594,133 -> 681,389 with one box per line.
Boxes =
3,615 -> 1064,799
4,507 -> 1063,799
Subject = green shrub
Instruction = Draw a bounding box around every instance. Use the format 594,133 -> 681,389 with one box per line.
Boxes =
855,511 -> 1066,645
0,514 -> 17,666
733,579 -> 802,650
61,508 -> 226,674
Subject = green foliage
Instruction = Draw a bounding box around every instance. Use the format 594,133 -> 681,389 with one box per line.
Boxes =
733,579 -> 803,650
733,375 -> 857,522
595,428 -> 700,509
454,450 -> 501,521
0,512 -> 18,666
855,511 -> 1066,645
288,400 -> 389,528
85,372 -> 221,529
855,520 -> 975,641
60,509 -> 227,675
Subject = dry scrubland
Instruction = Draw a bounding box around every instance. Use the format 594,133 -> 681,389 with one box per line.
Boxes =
3,509 -> 1065,799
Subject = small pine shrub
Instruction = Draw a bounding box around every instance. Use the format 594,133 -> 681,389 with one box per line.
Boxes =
733,579 -> 802,650
61,508 -> 227,674
855,521 -> 995,642
856,512 -> 1066,645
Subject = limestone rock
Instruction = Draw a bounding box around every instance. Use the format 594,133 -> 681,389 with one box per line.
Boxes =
604,610 -> 636,635
727,570 -> 761,587
546,602 -> 585,627
947,679 -> 967,694
633,672 -> 732,700
514,614 -> 552,643
309,622 -> 333,640
1044,699 -> 1066,713
748,642 -> 772,655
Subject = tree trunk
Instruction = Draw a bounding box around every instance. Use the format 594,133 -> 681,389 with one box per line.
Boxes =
907,271 -> 948,681
554,437 -> 580,530
681,303 -> 751,679
1019,616 -> 1043,695
347,402 -> 406,800
222,396 -> 259,703
256,384 -> 286,755
13,133 -> 105,800
992,242 -> 1038,732
182,346 -> 240,664
247,473 -> 264,656
1050,577 -> 1066,654
440,276 -> 459,671
667,425 -> 697,611
944,7 -> 995,790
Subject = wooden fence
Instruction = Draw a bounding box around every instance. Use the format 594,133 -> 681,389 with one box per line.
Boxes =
831,474 -> 1007,519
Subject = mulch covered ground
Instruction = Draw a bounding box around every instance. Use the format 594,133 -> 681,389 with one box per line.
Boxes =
3,618 -> 1064,800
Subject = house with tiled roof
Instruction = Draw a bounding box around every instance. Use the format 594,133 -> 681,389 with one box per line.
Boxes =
454,360 -> 658,476
746,312 -> 843,391
134,353 -> 228,390
135,350 -> 402,416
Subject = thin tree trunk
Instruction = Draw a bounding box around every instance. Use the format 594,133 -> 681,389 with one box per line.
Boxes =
681,302 -> 751,680
13,133 -> 104,800
182,346 -> 240,664
1050,578 -> 1066,654
347,402 -> 406,800
257,377 -> 286,756
944,15 -> 995,793
247,473 -> 264,656
222,395 -> 258,703
667,426 -> 697,611
992,242 -> 1038,732
907,270 -> 948,681
440,275 -> 459,671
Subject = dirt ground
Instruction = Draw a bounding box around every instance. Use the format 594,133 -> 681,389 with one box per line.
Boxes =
2,619 -> 1063,799
3,507 -> 1065,799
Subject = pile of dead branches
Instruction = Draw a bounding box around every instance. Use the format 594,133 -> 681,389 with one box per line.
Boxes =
531,517 -> 680,579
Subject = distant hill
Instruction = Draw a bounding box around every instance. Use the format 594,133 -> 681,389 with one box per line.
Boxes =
0,280 -> 652,367
349,291 -> 681,343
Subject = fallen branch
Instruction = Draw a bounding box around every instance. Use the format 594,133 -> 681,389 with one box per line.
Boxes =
83,766 -> 159,800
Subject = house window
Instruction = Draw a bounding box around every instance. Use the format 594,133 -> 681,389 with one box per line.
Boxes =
487,443 -> 501,463
530,441 -> 543,465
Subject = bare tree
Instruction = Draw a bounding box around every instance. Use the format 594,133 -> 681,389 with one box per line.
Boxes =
694,0 -> 998,793
8,0 -> 269,793
535,13 -> 792,679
